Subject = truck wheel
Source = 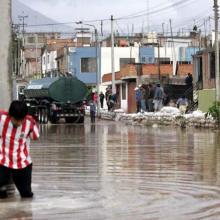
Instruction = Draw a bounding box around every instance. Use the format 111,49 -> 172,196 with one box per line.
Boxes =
38,109 -> 42,124
65,117 -> 77,123
50,112 -> 58,124
42,108 -> 48,124
77,116 -> 84,124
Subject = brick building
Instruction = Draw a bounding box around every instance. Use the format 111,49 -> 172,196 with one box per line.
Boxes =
193,48 -> 216,111
102,63 -> 193,113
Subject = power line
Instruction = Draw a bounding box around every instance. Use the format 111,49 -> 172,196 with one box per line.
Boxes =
18,13 -> 28,34
13,0 -> 212,38
116,0 -> 198,20
15,0 -> 201,28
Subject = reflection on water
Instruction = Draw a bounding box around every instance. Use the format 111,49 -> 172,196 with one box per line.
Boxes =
1,119 -> 220,220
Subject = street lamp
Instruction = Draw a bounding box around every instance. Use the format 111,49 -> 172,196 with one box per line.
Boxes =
75,21 -> 101,117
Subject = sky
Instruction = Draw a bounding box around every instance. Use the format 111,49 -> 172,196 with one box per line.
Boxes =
17,0 -> 213,35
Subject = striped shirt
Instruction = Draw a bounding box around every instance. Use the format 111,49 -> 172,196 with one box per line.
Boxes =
0,112 -> 40,169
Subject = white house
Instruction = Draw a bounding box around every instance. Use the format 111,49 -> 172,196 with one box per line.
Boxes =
42,50 -> 57,75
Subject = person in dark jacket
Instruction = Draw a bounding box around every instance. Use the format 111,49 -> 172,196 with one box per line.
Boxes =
185,73 -> 193,86
99,92 -> 105,108
148,84 -> 155,112
153,84 -> 164,112
135,87 -> 142,113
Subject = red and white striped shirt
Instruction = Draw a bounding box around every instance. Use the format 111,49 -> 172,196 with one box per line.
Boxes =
0,112 -> 40,169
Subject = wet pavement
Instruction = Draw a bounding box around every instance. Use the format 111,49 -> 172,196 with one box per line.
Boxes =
1,118 -> 220,220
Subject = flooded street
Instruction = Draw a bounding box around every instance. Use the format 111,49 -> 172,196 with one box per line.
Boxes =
1,118 -> 220,220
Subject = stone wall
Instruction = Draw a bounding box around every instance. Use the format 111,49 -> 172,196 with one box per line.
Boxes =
118,113 -> 217,129
86,107 -> 218,129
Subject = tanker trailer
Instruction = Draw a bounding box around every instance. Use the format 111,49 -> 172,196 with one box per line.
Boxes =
24,76 -> 88,124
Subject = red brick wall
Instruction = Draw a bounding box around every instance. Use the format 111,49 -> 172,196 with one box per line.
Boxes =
102,64 -> 193,83
102,71 -> 121,83
127,81 -> 137,113
178,64 -> 193,76
142,64 -> 193,76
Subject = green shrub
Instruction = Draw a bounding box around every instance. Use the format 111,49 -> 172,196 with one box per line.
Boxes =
207,102 -> 220,124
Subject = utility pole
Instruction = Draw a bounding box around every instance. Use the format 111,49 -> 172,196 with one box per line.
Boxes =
76,21 -> 101,116
35,34 -> 38,77
157,38 -> 161,81
214,0 -> 220,102
94,28 -> 101,117
101,20 -> 103,37
111,15 -> 116,94
147,0 -> 150,33
18,13 -> 28,44
169,19 -> 176,76
162,23 -> 165,36
18,13 -> 28,77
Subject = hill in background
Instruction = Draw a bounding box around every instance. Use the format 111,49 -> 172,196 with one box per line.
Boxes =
12,0 -> 73,33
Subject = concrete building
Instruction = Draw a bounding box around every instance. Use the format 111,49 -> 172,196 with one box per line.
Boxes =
193,48 -> 216,112
0,0 -> 12,108
66,46 -> 141,86
20,32 -> 61,79
102,63 -> 193,113
42,38 -> 74,75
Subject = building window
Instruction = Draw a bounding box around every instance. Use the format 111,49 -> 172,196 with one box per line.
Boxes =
81,58 -> 96,73
141,57 -> 146,63
43,57 -> 46,65
122,83 -> 126,100
141,56 -> 154,64
48,55 -> 50,64
27,37 -> 35,44
179,61 -> 191,64
120,58 -> 135,68
148,57 -> 154,63
155,57 -> 171,64
38,36 -> 45,43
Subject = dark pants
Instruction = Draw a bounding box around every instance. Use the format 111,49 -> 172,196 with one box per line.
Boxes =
90,111 -> 96,123
100,99 -> 104,108
0,164 -> 33,198
148,99 -> 154,112
136,101 -> 141,113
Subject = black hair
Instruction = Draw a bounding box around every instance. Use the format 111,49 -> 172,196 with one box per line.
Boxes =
9,100 -> 28,120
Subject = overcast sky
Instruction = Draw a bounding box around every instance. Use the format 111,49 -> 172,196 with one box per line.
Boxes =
17,0 -> 212,34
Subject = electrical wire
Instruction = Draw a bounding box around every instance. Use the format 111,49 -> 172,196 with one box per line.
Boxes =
16,0 -> 202,28
14,0 -> 213,38
116,0 -> 198,20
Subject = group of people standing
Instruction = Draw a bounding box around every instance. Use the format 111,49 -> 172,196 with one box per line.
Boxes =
89,88 -> 117,123
135,83 -> 169,113
135,82 -> 190,114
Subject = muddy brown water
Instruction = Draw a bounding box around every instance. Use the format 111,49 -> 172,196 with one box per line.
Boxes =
1,119 -> 220,220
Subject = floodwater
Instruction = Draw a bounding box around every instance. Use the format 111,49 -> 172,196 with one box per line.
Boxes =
1,119 -> 220,220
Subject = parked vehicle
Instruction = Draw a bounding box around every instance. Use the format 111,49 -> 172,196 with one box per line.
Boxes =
23,76 -> 88,124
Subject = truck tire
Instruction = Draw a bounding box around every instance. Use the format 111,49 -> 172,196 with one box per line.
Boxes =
42,108 -> 48,124
38,109 -> 42,124
65,117 -> 77,123
38,108 -> 48,124
77,116 -> 84,124
50,112 -> 58,124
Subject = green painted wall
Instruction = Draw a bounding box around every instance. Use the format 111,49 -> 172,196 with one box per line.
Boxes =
198,89 -> 215,112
